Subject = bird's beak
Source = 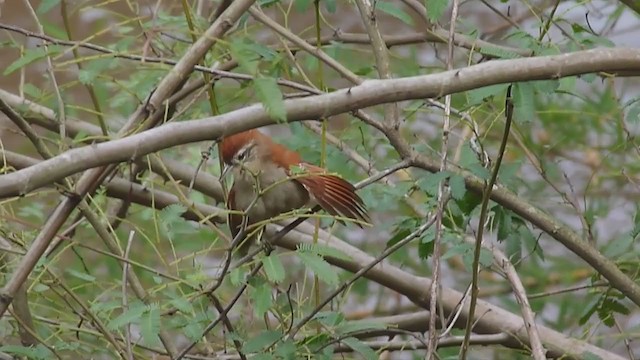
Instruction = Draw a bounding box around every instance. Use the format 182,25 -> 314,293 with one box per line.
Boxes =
220,163 -> 232,181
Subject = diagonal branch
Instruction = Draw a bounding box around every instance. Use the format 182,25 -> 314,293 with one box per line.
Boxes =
2,48 -> 639,198
0,0 -> 258,327
271,226 -> 624,360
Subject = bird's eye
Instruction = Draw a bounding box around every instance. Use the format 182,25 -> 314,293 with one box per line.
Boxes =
236,147 -> 250,161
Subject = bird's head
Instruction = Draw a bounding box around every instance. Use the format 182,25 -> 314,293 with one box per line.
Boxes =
219,130 -> 264,180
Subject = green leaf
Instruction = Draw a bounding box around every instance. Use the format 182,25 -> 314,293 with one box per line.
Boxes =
498,161 -> 522,187
376,2 -> 414,25
22,83 -> 44,98
140,304 -> 161,346
479,248 -> 494,268
250,281 -> 273,317
442,242 -> 470,260
243,330 -> 282,352
521,226 -> 544,261
4,47 -> 57,76
491,206 -> 512,242
314,311 -> 344,327
579,297 -> 600,325
37,0 -> 61,14
449,174 -> 466,200
160,204 -> 187,223
0,344 -> 51,360
184,320 -> 205,341
581,73 -> 597,83
90,299 -> 123,316
262,254 -> 285,283
416,171 -> 450,196
480,45 -> 520,59
336,319 -> 387,335
505,231 -> 522,264
230,267 -> 245,286
294,0 -> 313,12
341,337 -> 378,360
418,227 -> 435,259
425,0 -> 449,22
253,77 -> 287,122
169,296 -> 194,314
65,268 -> 96,282
159,204 -> 193,238
107,302 -> 148,330
468,163 -> 491,180
607,298 -> 630,315
252,354 -> 276,360
466,83 -> 509,106
533,79 -> 559,93
297,243 -> 352,261
274,339 -> 297,359
324,0 -> 337,13
602,235 -> 633,258
32,283 -> 49,293
301,332 -> 332,352
627,103 -> 640,124
78,69 -> 99,85
259,0 -> 280,6
229,41 -> 260,74
297,251 -> 339,285
512,82 -> 535,123
581,352 -> 602,360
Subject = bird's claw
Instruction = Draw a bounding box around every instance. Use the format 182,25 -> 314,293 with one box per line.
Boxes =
259,238 -> 274,255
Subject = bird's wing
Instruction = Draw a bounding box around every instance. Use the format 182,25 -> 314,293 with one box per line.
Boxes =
290,163 -> 370,226
226,188 -> 243,237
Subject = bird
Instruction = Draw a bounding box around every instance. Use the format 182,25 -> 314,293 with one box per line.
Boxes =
219,129 -> 370,255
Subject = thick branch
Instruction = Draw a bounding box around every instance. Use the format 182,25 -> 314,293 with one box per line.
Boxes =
2,48 -> 638,197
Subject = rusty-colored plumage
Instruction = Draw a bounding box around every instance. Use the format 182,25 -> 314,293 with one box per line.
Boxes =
220,129 -> 369,253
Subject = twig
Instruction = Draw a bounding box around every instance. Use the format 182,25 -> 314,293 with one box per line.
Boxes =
427,1 -> 459,358
0,0 -> 257,321
0,236 -> 37,347
78,201 -> 179,355
490,243 -> 546,359
206,294 -> 248,360
21,0 -> 67,146
353,0 -> 399,127
174,263 -> 264,360
122,231 -> 135,360
459,85 -> 513,359
334,334 -> 512,353
287,213 -> 438,340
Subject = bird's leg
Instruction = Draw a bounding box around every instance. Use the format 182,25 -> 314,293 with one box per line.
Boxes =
255,227 -> 274,255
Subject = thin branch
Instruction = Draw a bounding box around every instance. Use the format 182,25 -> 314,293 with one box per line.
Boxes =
122,231 -> 135,360
427,1 -> 460,358
271,222 -> 624,360
400,0 -> 533,57
353,0 -> 400,127
21,0 -> 67,145
174,263 -> 264,360
0,236 -> 37,347
490,243 -> 546,359
459,85 -> 513,359
0,0 -> 257,322
334,334 -> 512,353
287,213 -> 438,340
619,0 -> 640,16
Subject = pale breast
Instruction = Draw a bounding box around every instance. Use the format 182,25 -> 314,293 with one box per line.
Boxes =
232,166 -> 310,223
